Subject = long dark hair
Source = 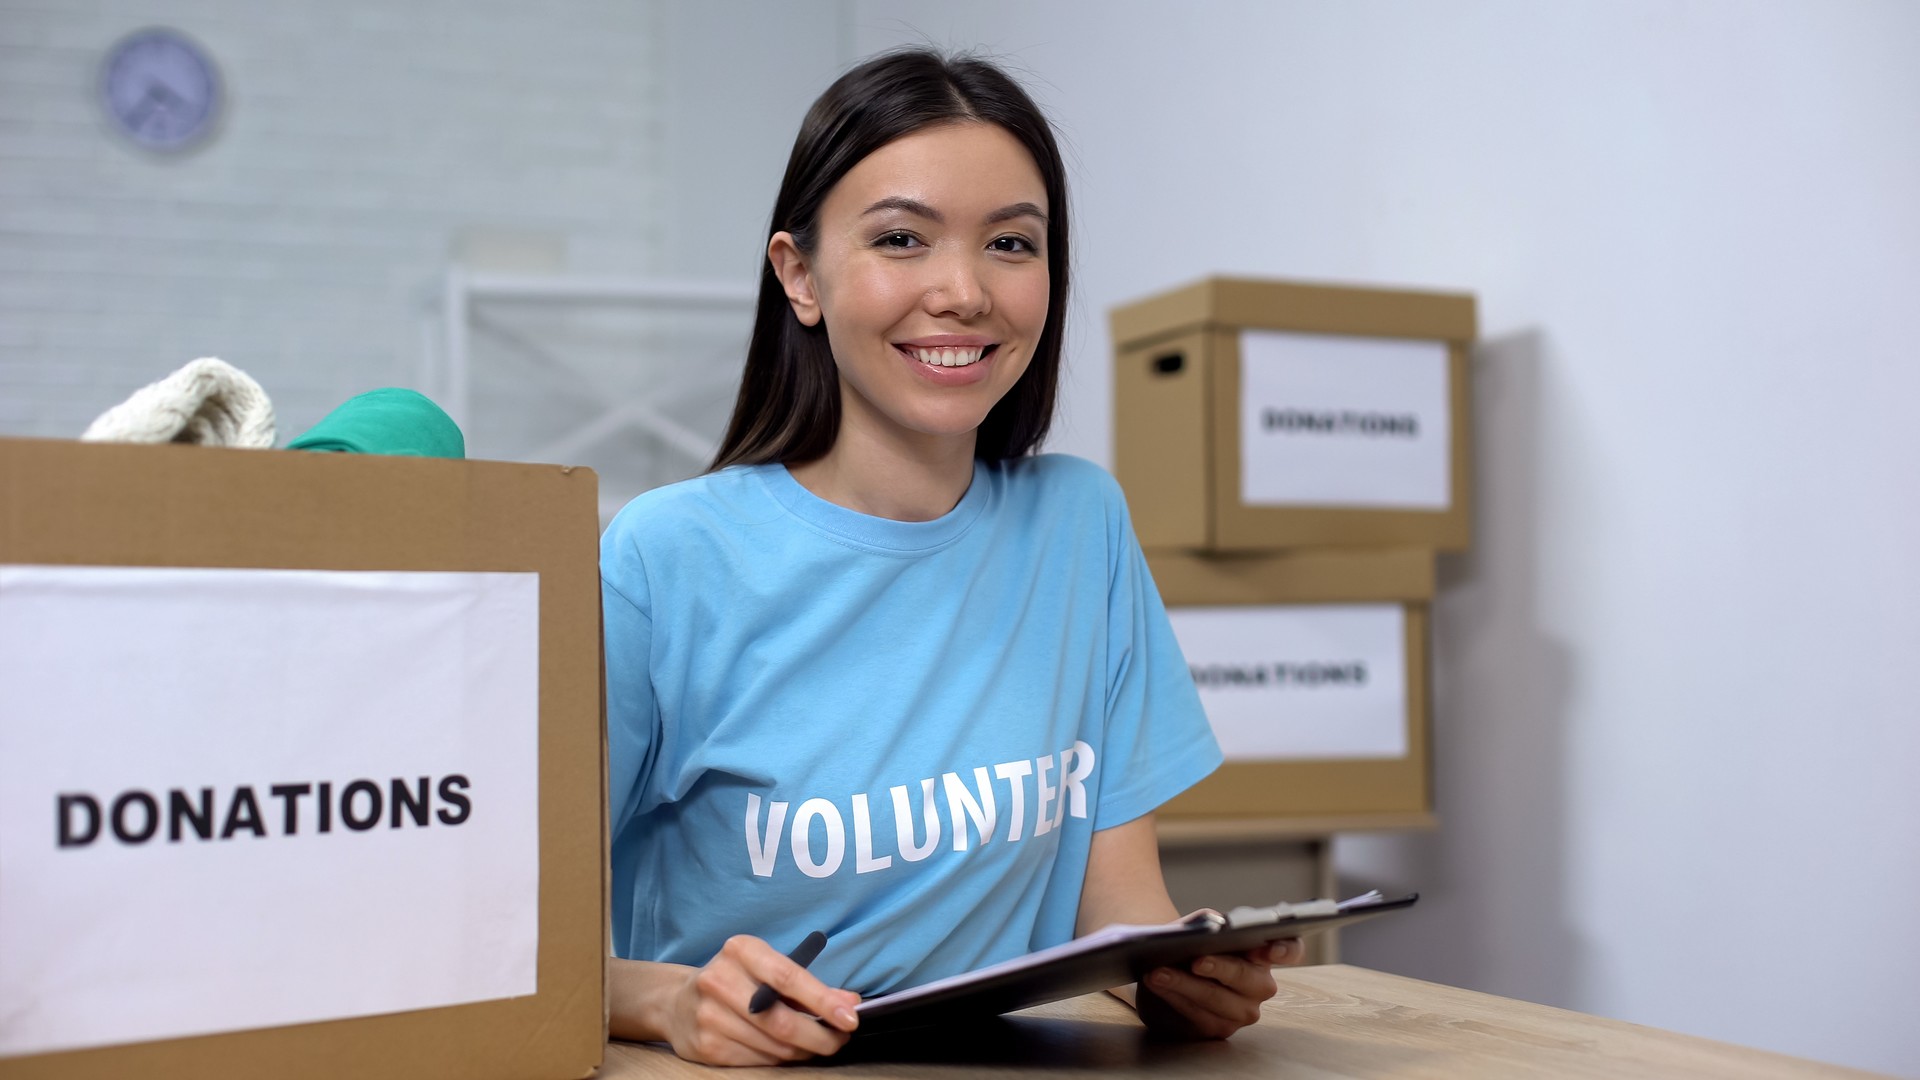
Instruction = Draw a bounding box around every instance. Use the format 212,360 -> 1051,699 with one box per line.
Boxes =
709,48 -> 1070,471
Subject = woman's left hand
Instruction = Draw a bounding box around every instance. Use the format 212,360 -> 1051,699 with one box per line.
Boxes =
1135,938 -> 1302,1040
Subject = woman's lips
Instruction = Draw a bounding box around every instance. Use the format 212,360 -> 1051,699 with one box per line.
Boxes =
902,344 -> 994,368
896,343 -> 996,384
897,335 -> 995,348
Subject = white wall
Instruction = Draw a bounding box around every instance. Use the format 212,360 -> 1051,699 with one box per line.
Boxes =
855,3 -> 1920,1076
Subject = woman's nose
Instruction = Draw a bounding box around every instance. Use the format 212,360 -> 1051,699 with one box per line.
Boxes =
926,251 -> 990,320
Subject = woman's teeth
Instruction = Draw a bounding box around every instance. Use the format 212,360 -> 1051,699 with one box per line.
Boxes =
908,346 -> 987,368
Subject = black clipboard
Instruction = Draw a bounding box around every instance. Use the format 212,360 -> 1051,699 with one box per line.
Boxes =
854,892 -> 1417,1035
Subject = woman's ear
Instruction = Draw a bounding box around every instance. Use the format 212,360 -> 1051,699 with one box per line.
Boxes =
767,232 -> 822,327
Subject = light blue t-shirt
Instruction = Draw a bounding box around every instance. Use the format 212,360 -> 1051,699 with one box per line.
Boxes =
601,453 -> 1221,997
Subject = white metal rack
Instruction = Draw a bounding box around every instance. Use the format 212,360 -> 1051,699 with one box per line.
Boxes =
436,269 -> 758,518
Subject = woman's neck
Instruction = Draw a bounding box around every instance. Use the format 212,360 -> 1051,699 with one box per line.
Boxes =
786,422 -> 977,522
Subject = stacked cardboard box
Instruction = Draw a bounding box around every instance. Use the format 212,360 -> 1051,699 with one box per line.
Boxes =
1111,278 -> 1477,820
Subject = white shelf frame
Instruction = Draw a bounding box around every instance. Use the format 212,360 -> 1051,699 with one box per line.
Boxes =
437,268 -> 759,471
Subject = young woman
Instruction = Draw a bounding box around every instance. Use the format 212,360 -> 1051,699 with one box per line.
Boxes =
602,48 -> 1298,1066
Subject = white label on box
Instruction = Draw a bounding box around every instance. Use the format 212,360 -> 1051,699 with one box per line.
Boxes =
1239,329 -> 1451,510
1167,604 -> 1408,761
0,566 -> 541,1059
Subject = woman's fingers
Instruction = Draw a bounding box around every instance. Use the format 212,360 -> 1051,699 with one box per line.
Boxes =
722,935 -> 862,1032
695,966 -> 849,1061
703,942 -> 855,1057
669,934 -> 865,1065
1248,937 -> 1304,967
665,936 -> 855,1066
687,994 -> 797,1065
1144,968 -> 1258,1038
1137,948 -> 1282,1040
757,1001 -> 853,1060
1188,953 -> 1279,1011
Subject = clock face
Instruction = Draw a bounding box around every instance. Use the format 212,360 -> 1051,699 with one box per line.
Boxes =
100,28 -> 222,152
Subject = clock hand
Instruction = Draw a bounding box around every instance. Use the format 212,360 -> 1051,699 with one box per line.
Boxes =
129,81 -> 190,136
148,81 -> 190,109
123,86 -> 165,130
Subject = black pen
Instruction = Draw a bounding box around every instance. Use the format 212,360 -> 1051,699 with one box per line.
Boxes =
748,930 -> 829,1015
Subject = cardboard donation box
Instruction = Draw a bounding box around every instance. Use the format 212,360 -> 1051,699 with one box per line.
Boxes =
0,438 -> 605,1080
1112,277 -> 1478,552
1149,548 -> 1433,818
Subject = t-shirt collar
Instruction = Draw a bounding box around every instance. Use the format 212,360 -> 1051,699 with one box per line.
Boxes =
756,459 -> 992,554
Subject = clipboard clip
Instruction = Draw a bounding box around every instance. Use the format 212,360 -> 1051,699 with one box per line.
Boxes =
1221,898 -> 1347,928
1179,908 -> 1230,931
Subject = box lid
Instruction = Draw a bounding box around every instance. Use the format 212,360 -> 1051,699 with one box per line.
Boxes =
1146,547 -> 1435,606
1110,277 -> 1477,350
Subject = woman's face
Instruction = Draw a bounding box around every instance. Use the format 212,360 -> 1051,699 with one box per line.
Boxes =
770,121 -> 1051,452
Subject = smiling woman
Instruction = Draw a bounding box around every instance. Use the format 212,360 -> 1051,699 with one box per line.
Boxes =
599,49 -> 1297,1067
766,120 -> 1053,512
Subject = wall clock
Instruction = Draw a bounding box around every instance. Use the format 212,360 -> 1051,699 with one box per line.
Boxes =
100,28 -> 223,152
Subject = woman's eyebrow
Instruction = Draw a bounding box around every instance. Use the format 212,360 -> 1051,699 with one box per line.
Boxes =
860,196 -> 1049,227
984,202 -> 1048,227
862,196 -> 943,222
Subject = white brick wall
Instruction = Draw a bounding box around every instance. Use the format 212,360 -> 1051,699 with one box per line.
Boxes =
0,0 -> 676,448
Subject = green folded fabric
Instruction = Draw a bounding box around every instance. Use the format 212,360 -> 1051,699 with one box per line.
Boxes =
286,388 -> 465,459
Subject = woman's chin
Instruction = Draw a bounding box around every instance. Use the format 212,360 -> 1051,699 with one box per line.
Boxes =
841,380 -> 1010,447
883,410 -> 995,445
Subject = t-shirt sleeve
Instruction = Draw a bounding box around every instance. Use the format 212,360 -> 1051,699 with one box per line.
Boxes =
1094,481 -> 1224,831
601,527 -> 660,839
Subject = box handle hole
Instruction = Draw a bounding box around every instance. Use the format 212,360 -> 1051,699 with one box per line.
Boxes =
1152,352 -> 1185,375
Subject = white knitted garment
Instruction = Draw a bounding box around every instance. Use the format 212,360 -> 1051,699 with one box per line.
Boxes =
81,357 -> 276,448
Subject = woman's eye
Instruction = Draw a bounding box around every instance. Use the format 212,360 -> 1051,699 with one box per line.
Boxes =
875,232 -> 923,249
990,235 -> 1037,255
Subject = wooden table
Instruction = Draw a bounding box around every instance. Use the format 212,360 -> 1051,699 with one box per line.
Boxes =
597,964 -> 1886,1079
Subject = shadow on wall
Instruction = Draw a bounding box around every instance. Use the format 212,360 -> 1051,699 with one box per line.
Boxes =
1336,329 -> 1587,1011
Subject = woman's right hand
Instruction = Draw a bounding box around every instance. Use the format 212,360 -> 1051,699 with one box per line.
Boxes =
659,934 -> 862,1066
